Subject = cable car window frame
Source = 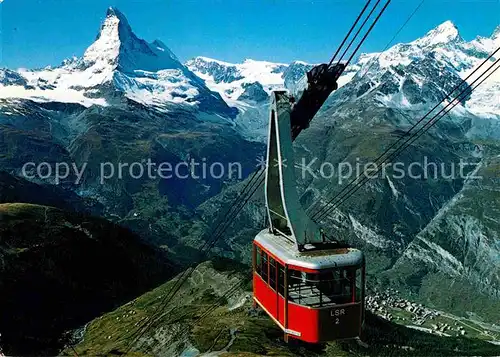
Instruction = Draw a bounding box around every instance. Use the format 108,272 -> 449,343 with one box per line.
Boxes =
269,257 -> 277,291
278,265 -> 286,296
255,247 -> 270,283
261,250 -> 269,283
254,247 -> 286,294
255,246 -> 262,276
287,265 -> 364,308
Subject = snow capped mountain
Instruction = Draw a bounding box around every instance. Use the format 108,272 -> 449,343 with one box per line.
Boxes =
0,12 -> 498,128
186,56 -> 288,103
186,57 -> 353,103
183,21 -> 500,141
185,21 -> 500,139
0,7 -> 236,118
186,57 -> 334,140
471,25 -> 500,53
331,20 -> 500,120
83,8 -> 181,73
186,20 -> 497,110
465,26 -> 500,116
282,61 -> 315,96
356,21 -> 474,72
186,57 -> 304,141
412,20 -> 462,47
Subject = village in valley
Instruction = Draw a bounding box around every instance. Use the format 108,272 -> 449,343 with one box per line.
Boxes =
366,289 -> 500,344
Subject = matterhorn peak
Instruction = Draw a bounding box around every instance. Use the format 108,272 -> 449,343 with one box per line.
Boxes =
82,7 -> 182,73
106,6 -> 127,20
102,7 -> 135,33
83,6 -> 135,67
413,20 -> 462,47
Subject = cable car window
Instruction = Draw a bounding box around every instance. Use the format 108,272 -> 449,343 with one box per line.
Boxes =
288,267 -> 361,307
255,247 -> 262,276
288,270 -> 320,306
320,269 -> 353,305
261,251 -> 269,282
269,258 -> 277,290
278,265 -> 285,296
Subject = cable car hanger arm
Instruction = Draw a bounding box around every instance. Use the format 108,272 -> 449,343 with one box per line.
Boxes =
290,63 -> 346,140
265,90 -> 346,251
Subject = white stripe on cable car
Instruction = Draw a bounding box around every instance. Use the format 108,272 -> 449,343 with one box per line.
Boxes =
284,329 -> 302,337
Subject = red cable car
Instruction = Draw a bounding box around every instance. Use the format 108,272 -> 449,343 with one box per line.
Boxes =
253,84 -> 366,343
253,233 -> 365,343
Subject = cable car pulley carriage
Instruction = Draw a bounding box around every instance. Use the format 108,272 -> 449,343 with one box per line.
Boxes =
252,63 -> 366,343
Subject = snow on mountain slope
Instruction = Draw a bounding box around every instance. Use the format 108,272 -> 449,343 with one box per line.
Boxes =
1,65 -> 109,106
0,8 -> 235,118
463,26 -> 500,116
413,20 -> 462,47
467,66 -> 500,116
185,57 -> 358,141
0,69 -> 29,87
185,56 -> 288,103
185,58 -> 305,140
186,57 -> 357,103
357,21 -> 471,73
186,21 -> 499,141
471,25 -> 500,54
334,21 -> 500,120
113,69 -> 198,106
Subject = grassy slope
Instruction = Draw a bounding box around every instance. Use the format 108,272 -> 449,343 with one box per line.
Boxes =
0,203 -> 176,356
0,171 -> 102,214
71,261 -> 500,357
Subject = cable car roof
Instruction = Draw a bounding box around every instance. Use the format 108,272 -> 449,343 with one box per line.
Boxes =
255,230 -> 364,270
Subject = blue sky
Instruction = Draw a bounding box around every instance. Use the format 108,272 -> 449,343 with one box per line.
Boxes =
0,0 -> 499,69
